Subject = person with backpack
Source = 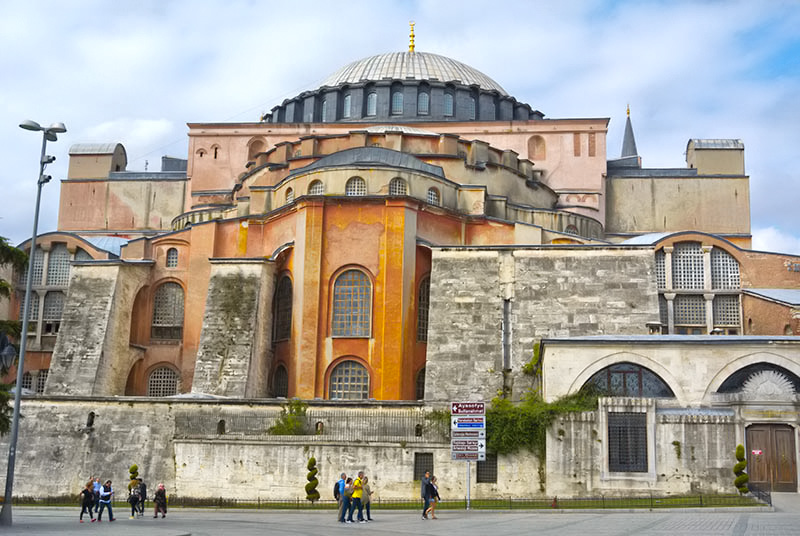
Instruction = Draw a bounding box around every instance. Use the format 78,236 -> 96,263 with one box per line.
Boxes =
339,477 -> 353,523
128,481 -> 141,518
334,472 -> 346,522
79,481 -> 95,523
97,480 -> 115,522
153,483 -> 168,518
137,478 -> 147,516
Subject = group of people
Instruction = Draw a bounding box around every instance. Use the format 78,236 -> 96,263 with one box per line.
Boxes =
420,471 -> 441,520
335,471 -> 374,523
78,476 -> 168,523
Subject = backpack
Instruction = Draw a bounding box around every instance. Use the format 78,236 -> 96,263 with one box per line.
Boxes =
333,481 -> 341,500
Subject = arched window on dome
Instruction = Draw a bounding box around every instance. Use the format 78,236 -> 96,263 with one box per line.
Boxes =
417,91 -> 430,115
467,96 -> 476,120
443,93 -> 454,117
308,180 -> 324,195
389,177 -> 407,196
321,99 -> 328,122
329,360 -> 369,400
342,94 -> 352,119
285,188 -> 295,204
426,187 -> 440,206
366,92 -> 377,116
391,89 -> 404,115
345,177 -> 367,196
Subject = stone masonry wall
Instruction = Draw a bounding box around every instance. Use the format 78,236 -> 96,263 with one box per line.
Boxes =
191,259 -> 275,397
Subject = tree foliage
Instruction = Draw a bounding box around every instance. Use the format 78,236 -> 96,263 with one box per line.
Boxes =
268,398 -> 309,435
0,236 -> 26,338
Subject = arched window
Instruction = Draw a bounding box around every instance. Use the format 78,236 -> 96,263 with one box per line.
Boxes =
332,270 -> 371,337
285,188 -> 295,204
43,291 -> 64,334
443,93 -> 454,117
389,177 -> 407,196
166,248 -> 178,268
528,135 -> 546,160
672,242 -> 704,290
426,187 -> 440,206
416,367 -> 426,400
417,92 -> 430,115
467,96 -> 476,120
345,177 -> 367,196
273,276 -> 292,341
46,244 -> 70,285
147,366 -> 179,397
717,363 -> 800,394
36,369 -> 48,393
342,94 -> 352,119
321,99 -> 328,122
151,282 -> 184,340
366,92 -> 377,116
273,364 -> 289,397
308,180 -> 324,195
585,362 -> 674,397
391,90 -> 404,115
329,360 -> 369,400
565,225 -> 579,235
417,276 -> 430,342
711,248 -> 740,289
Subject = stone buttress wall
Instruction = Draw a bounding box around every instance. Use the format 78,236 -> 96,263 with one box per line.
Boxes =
191,259 -> 275,397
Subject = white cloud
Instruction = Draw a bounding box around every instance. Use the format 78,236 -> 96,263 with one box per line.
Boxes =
752,227 -> 800,257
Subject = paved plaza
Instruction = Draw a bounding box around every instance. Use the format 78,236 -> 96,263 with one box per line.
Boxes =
2,496 -> 800,536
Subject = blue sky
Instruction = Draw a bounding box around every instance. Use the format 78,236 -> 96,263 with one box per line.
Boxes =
1,0 -> 799,254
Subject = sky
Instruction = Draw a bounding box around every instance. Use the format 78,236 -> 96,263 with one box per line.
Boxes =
1,0 -> 799,254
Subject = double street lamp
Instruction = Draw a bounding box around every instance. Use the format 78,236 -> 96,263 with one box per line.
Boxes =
0,120 -> 66,526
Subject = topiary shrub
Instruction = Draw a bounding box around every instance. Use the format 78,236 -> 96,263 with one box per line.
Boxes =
305,457 -> 320,503
128,463 -> 139,492
733,444 -> 749,494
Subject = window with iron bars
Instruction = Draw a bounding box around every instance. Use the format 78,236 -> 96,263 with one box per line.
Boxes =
151,282 -> 184,340
414,452 -> 434,481
608,412 -> 647,472
476,453 -> 498,483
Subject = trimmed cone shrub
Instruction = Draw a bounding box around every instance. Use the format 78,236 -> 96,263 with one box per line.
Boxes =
733,444 -> 749,494
305,457 -> 320,503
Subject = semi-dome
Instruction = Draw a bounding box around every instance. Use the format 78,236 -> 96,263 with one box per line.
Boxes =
319,52 -> 508,96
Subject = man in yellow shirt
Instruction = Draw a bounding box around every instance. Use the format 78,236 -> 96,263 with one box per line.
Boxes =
347,471 -> 365,523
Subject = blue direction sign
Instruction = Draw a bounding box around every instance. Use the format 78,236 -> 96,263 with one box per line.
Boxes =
451,415 -> 486,429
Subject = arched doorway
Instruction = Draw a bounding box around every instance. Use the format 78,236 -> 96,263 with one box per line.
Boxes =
746,424 -> 797,492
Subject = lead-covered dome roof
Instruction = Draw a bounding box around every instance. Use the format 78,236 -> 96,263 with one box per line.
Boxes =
319,52 -> 508,96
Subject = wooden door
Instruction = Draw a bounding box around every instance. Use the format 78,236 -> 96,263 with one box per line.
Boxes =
746,424 -> 797,492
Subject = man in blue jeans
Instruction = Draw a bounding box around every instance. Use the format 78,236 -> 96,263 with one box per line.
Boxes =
97,480 -> 116,522
336,473 -> 347,523
420,471 -> 431,520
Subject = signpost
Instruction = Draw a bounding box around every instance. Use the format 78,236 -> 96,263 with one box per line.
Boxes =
450,401 -> 486,509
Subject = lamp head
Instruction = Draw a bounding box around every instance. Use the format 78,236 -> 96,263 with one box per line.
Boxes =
19,120 -> 43,132
44,131 -> 58,142
0,345 -> 16,371
48,122 -> 67,134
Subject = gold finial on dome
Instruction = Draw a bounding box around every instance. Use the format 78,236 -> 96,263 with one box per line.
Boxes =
627,103 -> 630,117
409,21 -> 415,53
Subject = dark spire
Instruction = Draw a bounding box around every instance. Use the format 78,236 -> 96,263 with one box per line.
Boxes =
621,105 -> 638,158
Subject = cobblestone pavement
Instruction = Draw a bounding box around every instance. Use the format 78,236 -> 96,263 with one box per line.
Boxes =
4,506 -> 800,536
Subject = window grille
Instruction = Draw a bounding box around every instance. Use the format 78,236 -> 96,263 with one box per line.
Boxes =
713,294 -> 741,326
43,291 -> 64,334
19,247 -> 44,285
565,225 -> 579,235
391,91 -> 403,115
711,248 -> 740,290
658,295 -> 668,328
321,99 -> 327,122
285,188 -> 295,204
476,453 -> 498,483
18,291 -> 39,324
21,372 -> 32,391
413,452 -> 434,480
308,180 -> 324,195
329,360 -> 369,400
273,276 -> 293,341
654,250 -> 666,289
36,369 -> 48,394
417,277 -> 430,342
46,244 -> 71,286
426,188 -> 440,206
273,365 -> 289,397
417,92 -> 430,115
608,412 -> 647,472
332,270 -> 371,336
467,96 -> 476,120
443,93 -> 454,116
151,282 -> 184,340
674,294 -> 705,325
147,366 -> 179,397
587,362 -> 674,398
345,177 -> 367,196
366,92 -> 377,116
74,248 -> 92,261
343,94 -> 351,118
166,248 -> 178,268
415,367 -> 426,400
671,242 -> 704,290
389,178 -> 407,196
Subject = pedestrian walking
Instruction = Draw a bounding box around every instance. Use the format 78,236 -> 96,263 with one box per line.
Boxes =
137,478 -> 147,516
362,475 -> 374,522
79,481 -> 95,523
348,471 -> 365,523
425,475 -> 441,519
420,470 -> 431,520
127,480 -> 141,518
97,480 -> 115,522
92,477 -> 102,513
153,483 -> 168,518
340,477 -> 353,523
335,473 -> 346,522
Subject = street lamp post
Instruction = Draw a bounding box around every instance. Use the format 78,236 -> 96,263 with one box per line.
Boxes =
0,120 -> 66,526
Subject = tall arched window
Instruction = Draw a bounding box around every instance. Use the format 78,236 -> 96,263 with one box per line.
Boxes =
166,248 -> 179,268
19,247 -> 44,285
329,360 -> 369,399
332,270 -> 371,337
389,177 -> 407,196
366,92 -> 377,116
308,180 -> 324,195
391,90 -> 404,115
416,367 -> 426,400
321,99 -> 328,122
273,364 -> 289,397
467,96 -> 476,120
417,276 -> 430,342
46,244 -> 70,285
342,94 -> 352,119
417,92 -> 430,115
285,188 -> 295,204
345,177 -> 367,196
443,93 -> 454,117
151,282 -> 184,340
43,291 -> 65,335
273,276 -> 293,341
148,366 -> 179,397
426,187 -> 440,206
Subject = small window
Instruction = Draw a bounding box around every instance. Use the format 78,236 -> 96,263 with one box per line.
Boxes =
389,177 -> 407,196
342,94 -> 351,119
467,96 -> 476,120
443,93 -> 454,117
147,366 -> 179,397
417,92 -> 430,115
413,452 -> 434,481
329,360 -> 369,400
565,225 -> 578,235
608,412 -> 647,472
217,419 -> 226,435
345,177 -> 367,196
366,92 -> 377,116
391,91 -> 404,115
166,248 -> 178,268
426,187 -> 440,206
321,99 -> 328,122
273,364 -> 289,397
308,180 -> 324,195
285,188 -> 295,204
86,412 -> 95,428
415,367 -> 426,400
476,453 -> 498,483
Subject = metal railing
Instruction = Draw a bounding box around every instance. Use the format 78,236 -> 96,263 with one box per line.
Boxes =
746,483 -> 772,506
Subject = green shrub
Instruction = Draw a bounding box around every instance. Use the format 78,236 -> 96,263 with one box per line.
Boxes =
733,444 -> 749,494
269,399 -> 309,435
305,457 -> 320,503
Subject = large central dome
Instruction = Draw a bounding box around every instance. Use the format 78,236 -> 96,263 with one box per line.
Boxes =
319,51 -> 508,96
